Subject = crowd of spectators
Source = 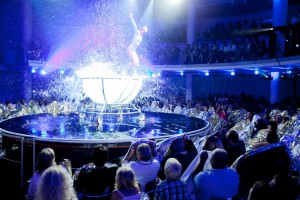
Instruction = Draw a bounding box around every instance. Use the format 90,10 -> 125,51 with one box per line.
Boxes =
1,92 -> 300,199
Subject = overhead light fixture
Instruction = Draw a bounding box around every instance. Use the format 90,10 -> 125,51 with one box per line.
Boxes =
263,74 -> 273,80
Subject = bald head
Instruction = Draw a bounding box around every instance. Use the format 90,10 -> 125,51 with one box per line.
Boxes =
210,148 -> 228,169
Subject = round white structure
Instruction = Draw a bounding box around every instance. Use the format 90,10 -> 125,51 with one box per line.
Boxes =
76,62 -> 143,104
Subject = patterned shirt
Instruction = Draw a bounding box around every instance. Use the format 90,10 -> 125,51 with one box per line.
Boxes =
154,179 -> 190,200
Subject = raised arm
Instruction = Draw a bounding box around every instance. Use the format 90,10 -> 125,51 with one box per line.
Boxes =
129,12 -> 139,34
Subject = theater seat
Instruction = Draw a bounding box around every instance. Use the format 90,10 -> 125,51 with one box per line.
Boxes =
232,143 -> 292,199
83,193 -> 111,200
144,178 -> 157,199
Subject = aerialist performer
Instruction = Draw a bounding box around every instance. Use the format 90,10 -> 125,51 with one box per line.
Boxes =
126,12 -> 148,69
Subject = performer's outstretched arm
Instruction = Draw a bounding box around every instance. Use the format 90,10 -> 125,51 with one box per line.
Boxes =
129,12 -> 139,35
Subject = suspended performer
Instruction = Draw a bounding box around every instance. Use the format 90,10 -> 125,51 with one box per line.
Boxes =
127,12 -> 148,68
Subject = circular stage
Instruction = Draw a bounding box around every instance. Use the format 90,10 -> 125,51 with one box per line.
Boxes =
0,111 -> 210,187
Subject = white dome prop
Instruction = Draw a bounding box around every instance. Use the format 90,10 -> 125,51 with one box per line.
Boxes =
76,62 -> 143,105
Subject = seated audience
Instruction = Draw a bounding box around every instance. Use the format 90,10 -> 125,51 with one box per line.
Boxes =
154,158 -> 190,200
158,137 -> 197,179
194,148 -> 240,200
225,130 -> 246,166
123,143 -> 160,192
73,145 -> 119,197
248,173 -> 299,200
251,120 -> 279,149
111,167 -> 141,200
247,180 -> 271,200
35,165 -> 77,200
27,147 -> 56,199
124,139 -> 158,162
201,135 -> 225,170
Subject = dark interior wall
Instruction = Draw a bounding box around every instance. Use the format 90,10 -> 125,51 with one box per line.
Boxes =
0,1 -> 23,66
0,70 -> 24,103
192,75 -> 296,103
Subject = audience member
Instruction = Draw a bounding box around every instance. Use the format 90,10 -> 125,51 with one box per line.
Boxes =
247,180 -> 271,200
124,139 -> 158,162
158,137 -> 197,179
27,147 -> 56,199
194,148 -> 240,200
248,173 -> 299,200
73,145 -> 119,197
123,143 -> 160,192
154,158 -> 189,200
111,167 -> 141,200
35,165 -> 77,200
201,135 -> 224,170
225,130 -> 246,166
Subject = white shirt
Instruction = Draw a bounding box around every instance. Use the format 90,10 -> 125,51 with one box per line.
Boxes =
124,159 -> 160,192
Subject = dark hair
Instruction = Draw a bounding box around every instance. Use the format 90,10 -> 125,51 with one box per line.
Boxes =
137,143 -> 152,161
266,121 -> 279,144
248,181 -> 271,200
268,121 -> 278,132
266,131 -> 279,144
202,136 -> 224,151
226,130 -> 239,143
210,148 -> 228,169
92,145 -> 109,166
170,138 -> 185,154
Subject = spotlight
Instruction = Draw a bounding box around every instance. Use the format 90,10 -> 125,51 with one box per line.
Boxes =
296,44 -> 299,48
205,72 -> 209,76
254,70 -> 259,75
60,68 -> 65,74
180,72 -> 184,76
157,72 -> 161,77
40,70 -> 46,75
263,74 -> 273,80
230,71 -> 235,76
287,70 -> 292,74
31,69 -> 36,73
151,73 -> 156,77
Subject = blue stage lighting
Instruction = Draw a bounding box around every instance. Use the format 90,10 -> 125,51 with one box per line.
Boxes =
230,71 -> 235,76
41,70 -> 46,75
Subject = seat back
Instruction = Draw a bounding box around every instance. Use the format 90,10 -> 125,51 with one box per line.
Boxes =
84,193 -> 111,200
232,143 -> 291,198
144,178 -> 156,199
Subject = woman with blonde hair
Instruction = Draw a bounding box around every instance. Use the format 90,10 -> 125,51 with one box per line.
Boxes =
27,147 -> 56,199
111,167 -> 141,200
36,165 -> 77,200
